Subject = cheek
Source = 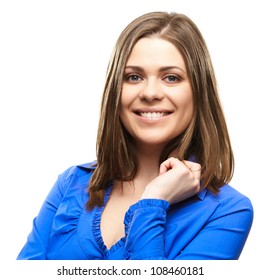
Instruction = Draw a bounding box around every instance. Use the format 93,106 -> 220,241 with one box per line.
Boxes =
120,94 -> 128,110
183,97 -> 194,119
182,100 -> 194,126
120,86 -> 131,107
120,87 -> 136,117
169,86 -> 194,116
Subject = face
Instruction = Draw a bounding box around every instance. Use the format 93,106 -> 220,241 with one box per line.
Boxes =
120,37 -> 193,149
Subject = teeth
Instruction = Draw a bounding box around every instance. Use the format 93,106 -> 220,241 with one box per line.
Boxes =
140,112 -> 167,118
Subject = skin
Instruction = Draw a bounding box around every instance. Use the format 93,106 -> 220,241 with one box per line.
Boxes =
101,37 -> 201,249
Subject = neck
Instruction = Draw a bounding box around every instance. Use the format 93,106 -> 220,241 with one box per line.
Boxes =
115,143 -> 170,197
135,143 -> 164,180
115,143 -> 163,196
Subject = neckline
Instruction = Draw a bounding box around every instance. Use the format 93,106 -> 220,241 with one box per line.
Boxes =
92,182 -> 126,257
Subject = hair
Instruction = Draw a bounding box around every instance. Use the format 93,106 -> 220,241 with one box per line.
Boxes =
86,11 -> 234,210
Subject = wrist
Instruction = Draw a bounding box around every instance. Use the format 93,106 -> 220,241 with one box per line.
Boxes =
142,188 -> 166,201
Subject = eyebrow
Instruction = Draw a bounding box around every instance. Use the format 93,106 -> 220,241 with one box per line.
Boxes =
124,65 -> 186,73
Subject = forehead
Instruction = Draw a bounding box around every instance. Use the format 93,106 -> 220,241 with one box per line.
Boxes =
126,37 -> 186,70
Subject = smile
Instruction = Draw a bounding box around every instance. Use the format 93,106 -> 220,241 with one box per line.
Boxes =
133,109 -> 172,120
139,112 -> 168,118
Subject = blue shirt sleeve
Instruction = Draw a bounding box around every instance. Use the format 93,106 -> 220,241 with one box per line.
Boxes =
17,172 -> 70,260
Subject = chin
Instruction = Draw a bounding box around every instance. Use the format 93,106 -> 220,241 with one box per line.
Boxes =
135,137 -> 171,147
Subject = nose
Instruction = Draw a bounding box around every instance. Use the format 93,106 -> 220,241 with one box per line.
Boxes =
139,78 -> 164,102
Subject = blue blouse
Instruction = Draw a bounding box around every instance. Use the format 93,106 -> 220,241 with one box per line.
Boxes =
17,162 -> 253,260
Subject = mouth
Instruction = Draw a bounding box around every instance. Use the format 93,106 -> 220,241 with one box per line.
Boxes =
133,109 -> 173,119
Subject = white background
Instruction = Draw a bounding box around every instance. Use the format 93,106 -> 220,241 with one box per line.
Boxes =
0,0 -> 259,270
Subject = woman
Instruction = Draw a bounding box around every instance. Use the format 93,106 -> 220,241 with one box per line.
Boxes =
17,11 -> 253,260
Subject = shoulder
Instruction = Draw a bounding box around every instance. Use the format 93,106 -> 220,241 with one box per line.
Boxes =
206,184 -> 253,216
209,184 -> 252,204
60,161 -> 96,179
56,161 -> 97,192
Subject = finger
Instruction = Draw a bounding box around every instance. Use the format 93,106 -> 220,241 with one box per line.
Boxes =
182,161 -> 202,183
159,164 -> 168,175
182,160 -> 202,172
159,157 -> 179,175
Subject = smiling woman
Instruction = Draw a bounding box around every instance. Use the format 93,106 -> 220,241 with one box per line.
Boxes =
17,11 -> 253,260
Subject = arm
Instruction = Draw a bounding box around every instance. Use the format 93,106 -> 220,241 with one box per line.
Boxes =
123,199 -> 169,260
123,196 -> 253,260
122,157 -> 200,260
17,171 -> 70,260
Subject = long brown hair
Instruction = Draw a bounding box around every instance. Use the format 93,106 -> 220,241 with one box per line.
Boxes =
86,11 -> 234,210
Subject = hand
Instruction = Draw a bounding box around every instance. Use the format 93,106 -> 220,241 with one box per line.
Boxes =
141,157 -> 201,205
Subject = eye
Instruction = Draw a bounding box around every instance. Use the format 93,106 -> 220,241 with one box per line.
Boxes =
124,74 -> 143,83
163,74 -> 181,83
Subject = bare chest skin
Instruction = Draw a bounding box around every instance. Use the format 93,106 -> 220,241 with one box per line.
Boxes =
100,181 -> 143,250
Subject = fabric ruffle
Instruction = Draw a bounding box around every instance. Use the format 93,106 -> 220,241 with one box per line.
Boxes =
50,182 -> 88,238
92,182 -> 126,256
92,183 -> 112,253
124,199 -> 169,235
